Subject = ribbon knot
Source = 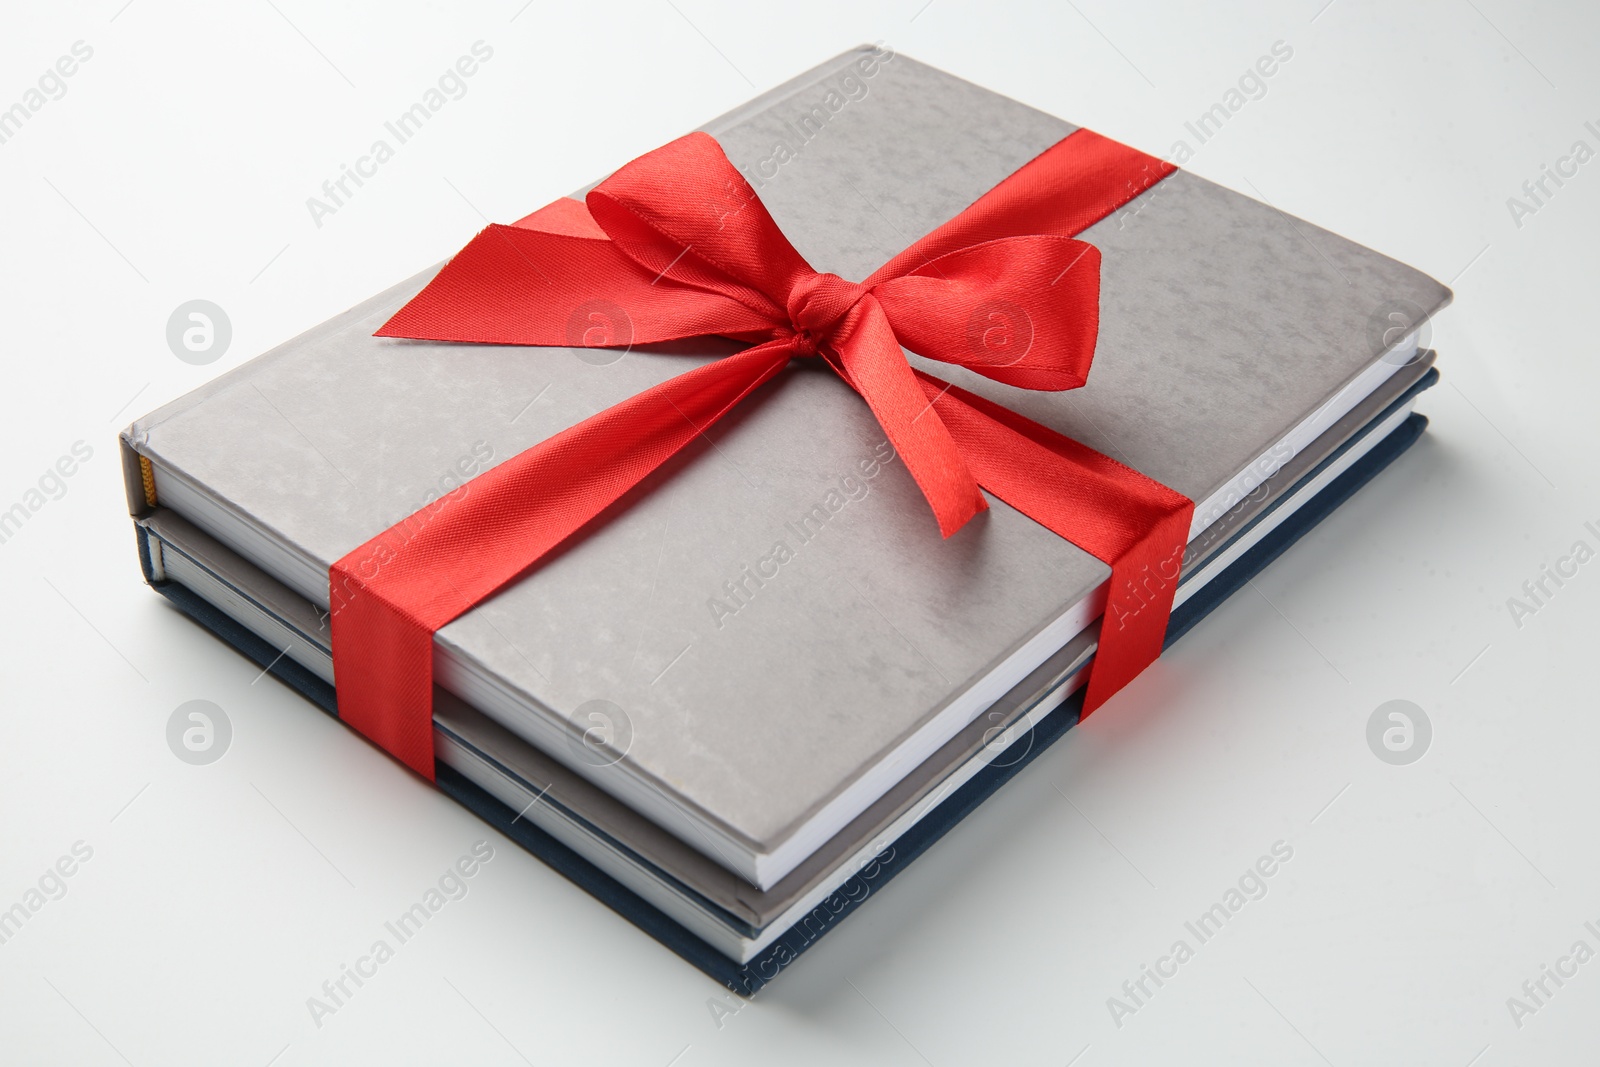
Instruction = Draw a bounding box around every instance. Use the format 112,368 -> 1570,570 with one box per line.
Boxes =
785,271 -> 869,356
344,127 -> 1195,780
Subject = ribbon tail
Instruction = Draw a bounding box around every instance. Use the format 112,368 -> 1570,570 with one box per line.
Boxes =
914,372 -> 1193,716
830,298 -> 987,537
330,341 -> 796,778
866,129 -> 1175,286
377,222 -> 778,346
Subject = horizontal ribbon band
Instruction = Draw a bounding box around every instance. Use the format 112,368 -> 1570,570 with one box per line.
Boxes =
332,127 -> 1191,779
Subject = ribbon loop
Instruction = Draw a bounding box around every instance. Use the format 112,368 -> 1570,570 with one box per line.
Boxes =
874,236 -> 1101,391
586,132 -> 812,317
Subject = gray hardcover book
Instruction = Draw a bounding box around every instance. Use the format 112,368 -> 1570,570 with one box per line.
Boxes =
122,46 -> 1449,890
134,349 -> 1434,962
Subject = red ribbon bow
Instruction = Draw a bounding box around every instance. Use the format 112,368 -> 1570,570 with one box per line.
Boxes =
332,128 -> 1193,780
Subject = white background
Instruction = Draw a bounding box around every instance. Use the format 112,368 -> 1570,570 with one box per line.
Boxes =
2,0 -> 1596,1063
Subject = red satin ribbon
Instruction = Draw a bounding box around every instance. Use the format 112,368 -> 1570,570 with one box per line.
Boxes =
332,128 -> 1192,780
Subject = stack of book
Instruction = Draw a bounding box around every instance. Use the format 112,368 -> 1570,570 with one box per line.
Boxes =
121,47 -> 1449,993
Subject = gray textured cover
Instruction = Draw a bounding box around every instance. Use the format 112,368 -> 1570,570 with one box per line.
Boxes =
123,47 -> 1450,858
